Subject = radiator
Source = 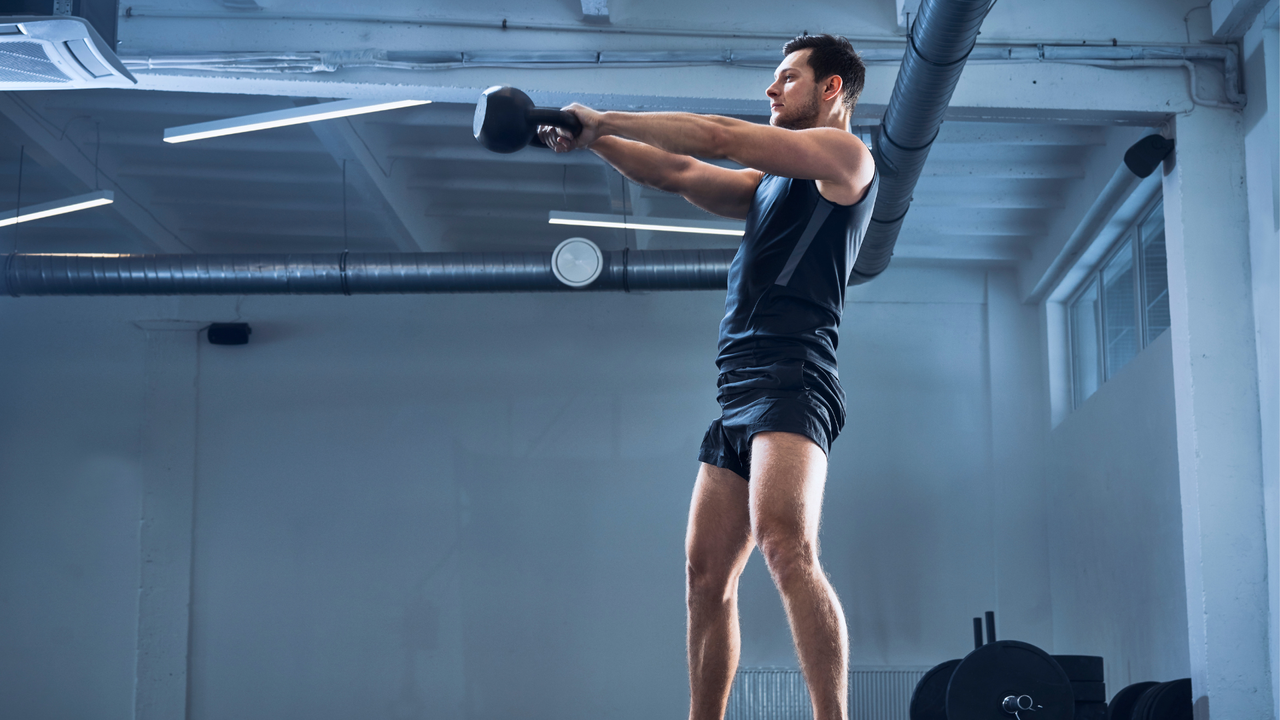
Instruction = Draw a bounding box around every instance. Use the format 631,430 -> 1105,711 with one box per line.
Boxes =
725,667 -> 927,720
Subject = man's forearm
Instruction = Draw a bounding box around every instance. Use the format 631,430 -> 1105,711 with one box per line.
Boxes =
589,136 -> 693,193
597,112 -> 737,160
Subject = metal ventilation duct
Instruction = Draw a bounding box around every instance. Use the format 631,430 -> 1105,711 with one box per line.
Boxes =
1,250 -> 734,296
850,0 -> 993,285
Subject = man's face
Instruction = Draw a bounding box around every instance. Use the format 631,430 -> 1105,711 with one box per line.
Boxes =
767,49 -> 824,130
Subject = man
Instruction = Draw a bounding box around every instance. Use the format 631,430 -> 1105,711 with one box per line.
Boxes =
542,34 -> 876,720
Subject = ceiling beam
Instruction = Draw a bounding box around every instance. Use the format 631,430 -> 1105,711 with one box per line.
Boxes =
304,110 -> 441,251
893,238 -> 1028,263
1210,0 -> 1273,37
581,0 -> 609,22
895,0 -> 919,33
122,59 -> 1184,123
0,93 -> 192,253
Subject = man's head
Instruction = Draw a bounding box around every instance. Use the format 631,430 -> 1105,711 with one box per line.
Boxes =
768,34 -> 865,130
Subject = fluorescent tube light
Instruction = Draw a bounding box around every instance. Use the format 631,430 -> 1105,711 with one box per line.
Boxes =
549,211 -> 745,237
0,190 -> 113,227
164,98 -> 431,143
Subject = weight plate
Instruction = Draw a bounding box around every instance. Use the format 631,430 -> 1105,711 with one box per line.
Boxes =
909,659 -> 961,720
1072,681 -> 1107,703
946,640 -> 1074,720
1053,655 -> 1105,682
1127,683 -> 1165,720
1143,679 -> 1191,720
1074,701 -> 1108,720
1105,682 -> 1159,720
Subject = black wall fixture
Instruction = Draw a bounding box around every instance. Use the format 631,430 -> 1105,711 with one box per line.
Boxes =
1123,135 -> 1176,179
207,323 -> 251,346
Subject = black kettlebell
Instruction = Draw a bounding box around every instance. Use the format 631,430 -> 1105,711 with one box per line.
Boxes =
473,86 -> 584,154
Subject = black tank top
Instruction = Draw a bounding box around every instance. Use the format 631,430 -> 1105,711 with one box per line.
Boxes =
716,170 -> 879,374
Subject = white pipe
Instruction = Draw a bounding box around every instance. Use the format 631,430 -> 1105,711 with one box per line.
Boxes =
119,44 -> 1245,108
1026,163 -> 1144,303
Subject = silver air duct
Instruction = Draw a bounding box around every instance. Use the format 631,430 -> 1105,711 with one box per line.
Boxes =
851,0 -> 993,285
0,249 -> 734,296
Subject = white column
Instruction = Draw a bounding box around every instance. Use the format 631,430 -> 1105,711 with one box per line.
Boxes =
1239,8 -> 1280,717
1163,107 -> 1274,719
133,322 -> 202,720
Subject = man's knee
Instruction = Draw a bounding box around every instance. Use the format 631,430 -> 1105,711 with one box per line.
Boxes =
686,545 -> 746,601
753,521 -> 818,586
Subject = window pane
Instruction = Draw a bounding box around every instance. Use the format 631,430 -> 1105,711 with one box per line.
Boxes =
1141,205 -> 1170,344
1071,279 -> 1101,407
1102,238 -> 1138,378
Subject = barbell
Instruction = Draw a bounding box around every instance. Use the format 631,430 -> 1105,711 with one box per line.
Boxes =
910,613 -> 1101,720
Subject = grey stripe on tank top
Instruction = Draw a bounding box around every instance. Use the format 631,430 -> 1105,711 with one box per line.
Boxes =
773,200 -> 833,286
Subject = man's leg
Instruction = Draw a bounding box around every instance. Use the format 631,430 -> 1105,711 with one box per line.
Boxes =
685,462 -> 755,720
749,431 -> 848,720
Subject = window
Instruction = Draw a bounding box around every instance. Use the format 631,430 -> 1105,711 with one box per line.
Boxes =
1068,198 -> 1169,408
1140,210 -> 1169,343
1071,279 -> 1101,408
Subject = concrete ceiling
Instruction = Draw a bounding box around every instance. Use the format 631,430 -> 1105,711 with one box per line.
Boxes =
0,0 -> 1229,291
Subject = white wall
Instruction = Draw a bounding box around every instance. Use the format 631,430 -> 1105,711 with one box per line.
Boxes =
1046,332 -> 1191,694
0,319 -> 145,720
0,264 -> 1054,719
1240,4 -> 1280,714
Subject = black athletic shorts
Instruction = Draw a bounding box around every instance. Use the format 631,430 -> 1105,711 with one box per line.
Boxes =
697,359 -> 846,481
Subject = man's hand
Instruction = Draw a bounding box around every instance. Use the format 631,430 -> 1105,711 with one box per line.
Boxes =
537,103 -> 604,152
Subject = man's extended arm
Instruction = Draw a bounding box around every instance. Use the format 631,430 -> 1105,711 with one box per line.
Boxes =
585,136 -> 762,220
561,108 -> 869,194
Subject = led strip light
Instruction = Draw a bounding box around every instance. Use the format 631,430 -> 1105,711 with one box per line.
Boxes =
549,211 -> 745,236
0,190 -> 113,227
164,98 -> 430,143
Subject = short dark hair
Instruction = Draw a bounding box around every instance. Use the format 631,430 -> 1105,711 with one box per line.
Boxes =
782,34 -> 865,112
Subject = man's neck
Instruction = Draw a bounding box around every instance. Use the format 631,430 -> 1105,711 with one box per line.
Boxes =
801,109 -> 851,132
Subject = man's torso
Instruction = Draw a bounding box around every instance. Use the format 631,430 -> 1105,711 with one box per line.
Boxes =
716,171 -> 879,375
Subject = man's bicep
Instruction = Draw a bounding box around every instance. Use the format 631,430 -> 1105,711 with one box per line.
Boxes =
674,164 -> 762,220
729,126 -> 866,186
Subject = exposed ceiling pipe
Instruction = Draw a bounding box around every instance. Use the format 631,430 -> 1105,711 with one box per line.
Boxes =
850,0 -> 995,284
118,45 -> 1241,101
0,249 -> 734,296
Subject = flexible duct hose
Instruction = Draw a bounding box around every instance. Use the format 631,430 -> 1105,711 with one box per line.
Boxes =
1,249 -> 734,296
851,0 -> 994,284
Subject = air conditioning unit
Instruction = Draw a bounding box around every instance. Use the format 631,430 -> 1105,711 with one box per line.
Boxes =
0,15 -> 135,89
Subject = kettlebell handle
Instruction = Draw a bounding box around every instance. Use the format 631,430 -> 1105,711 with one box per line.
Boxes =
527,108 -> 583,148
528,108 -> 583,136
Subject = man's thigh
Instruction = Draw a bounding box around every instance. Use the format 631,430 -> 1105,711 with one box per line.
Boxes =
748,432 -> 828,542
686,463 -> 754,574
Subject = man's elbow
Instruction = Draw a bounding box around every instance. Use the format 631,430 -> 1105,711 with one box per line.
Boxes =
704,123 -> 737,161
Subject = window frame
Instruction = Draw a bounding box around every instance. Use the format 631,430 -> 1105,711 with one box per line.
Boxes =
1066,196 -> 1166,410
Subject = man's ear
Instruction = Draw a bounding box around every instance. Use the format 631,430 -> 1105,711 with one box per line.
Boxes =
822,75 -> 844,103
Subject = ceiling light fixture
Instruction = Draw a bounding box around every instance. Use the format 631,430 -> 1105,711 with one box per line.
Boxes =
0,190 -> 114,228
548,211 -> 745,236
163,98 -> 430,143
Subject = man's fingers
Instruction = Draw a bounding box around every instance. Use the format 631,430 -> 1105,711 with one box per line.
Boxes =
535,123 -> 583,153
553,127 -> 575,152
536,126 -> 566,152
